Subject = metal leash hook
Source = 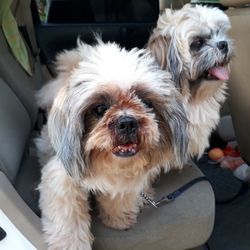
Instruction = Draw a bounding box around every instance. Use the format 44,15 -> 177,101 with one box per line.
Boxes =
140,192 -> 159,208
140,192 -> 174,208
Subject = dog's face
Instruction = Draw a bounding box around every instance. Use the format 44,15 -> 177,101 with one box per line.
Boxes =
48,41 -> 187,179
148,4 -> 234,100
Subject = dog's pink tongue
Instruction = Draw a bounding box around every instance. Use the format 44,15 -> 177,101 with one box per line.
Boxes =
208,66 -> 229,81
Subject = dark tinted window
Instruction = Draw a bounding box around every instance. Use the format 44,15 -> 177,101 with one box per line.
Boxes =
45,0 -> 159,23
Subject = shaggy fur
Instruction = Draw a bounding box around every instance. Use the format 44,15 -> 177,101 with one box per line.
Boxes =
148,4 -> 234,158
36,42 -> 91,111
37,41 -> 188,249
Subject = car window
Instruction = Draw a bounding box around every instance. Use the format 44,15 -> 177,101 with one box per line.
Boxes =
35,0 -> 159,24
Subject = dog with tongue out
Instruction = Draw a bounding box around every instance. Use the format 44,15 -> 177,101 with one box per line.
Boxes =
148,4 -> 234,158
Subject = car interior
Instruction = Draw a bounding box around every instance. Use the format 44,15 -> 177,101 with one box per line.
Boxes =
0,0 -> 249,249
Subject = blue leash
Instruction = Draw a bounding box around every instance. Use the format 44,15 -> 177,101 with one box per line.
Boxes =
140,176 -> 209,208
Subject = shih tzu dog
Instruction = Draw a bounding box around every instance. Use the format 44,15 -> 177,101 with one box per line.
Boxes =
37,40 -> 188,249
148,4 -> 234,158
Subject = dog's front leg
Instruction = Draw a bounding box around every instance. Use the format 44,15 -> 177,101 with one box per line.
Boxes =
39,159 -> 93,250
97,192 -> 140,230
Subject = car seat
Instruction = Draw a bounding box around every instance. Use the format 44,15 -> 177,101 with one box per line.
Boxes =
221,0 -> 250,164
0,0 -> 215,249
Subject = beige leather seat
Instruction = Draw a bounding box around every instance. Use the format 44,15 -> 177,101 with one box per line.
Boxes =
221,0 -> 250,164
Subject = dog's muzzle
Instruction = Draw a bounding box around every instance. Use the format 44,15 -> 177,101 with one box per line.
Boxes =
112,116 -> 139,157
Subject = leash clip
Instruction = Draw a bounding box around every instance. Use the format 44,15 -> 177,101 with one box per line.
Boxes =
140,192 -> 174,208
140,192 -> 159,208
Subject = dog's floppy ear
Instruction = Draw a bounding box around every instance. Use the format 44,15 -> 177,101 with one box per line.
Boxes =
148,33 -> 183,89
159,95 -> 188,168
148,34 -> 169,69
167,36 -> 183,89
48,86 -> 87,179
167,98 -> 188,167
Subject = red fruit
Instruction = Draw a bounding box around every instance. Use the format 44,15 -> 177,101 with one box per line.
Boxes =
223,146 -> 240,157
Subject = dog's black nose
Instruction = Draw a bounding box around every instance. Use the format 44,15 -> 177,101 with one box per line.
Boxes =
217,41 -> 228,54
117,116 -> 138,134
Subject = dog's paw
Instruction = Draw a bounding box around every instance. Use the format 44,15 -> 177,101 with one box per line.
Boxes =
100,212 -> 137,230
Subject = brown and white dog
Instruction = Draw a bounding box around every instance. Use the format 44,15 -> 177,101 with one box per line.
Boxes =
36,41 -> 188,249
148,4 -> 234,158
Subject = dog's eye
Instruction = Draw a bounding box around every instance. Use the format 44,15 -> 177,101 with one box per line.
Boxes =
190,38 -> 205,51
143,100 -> 154,109
93,104 -> 109,117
